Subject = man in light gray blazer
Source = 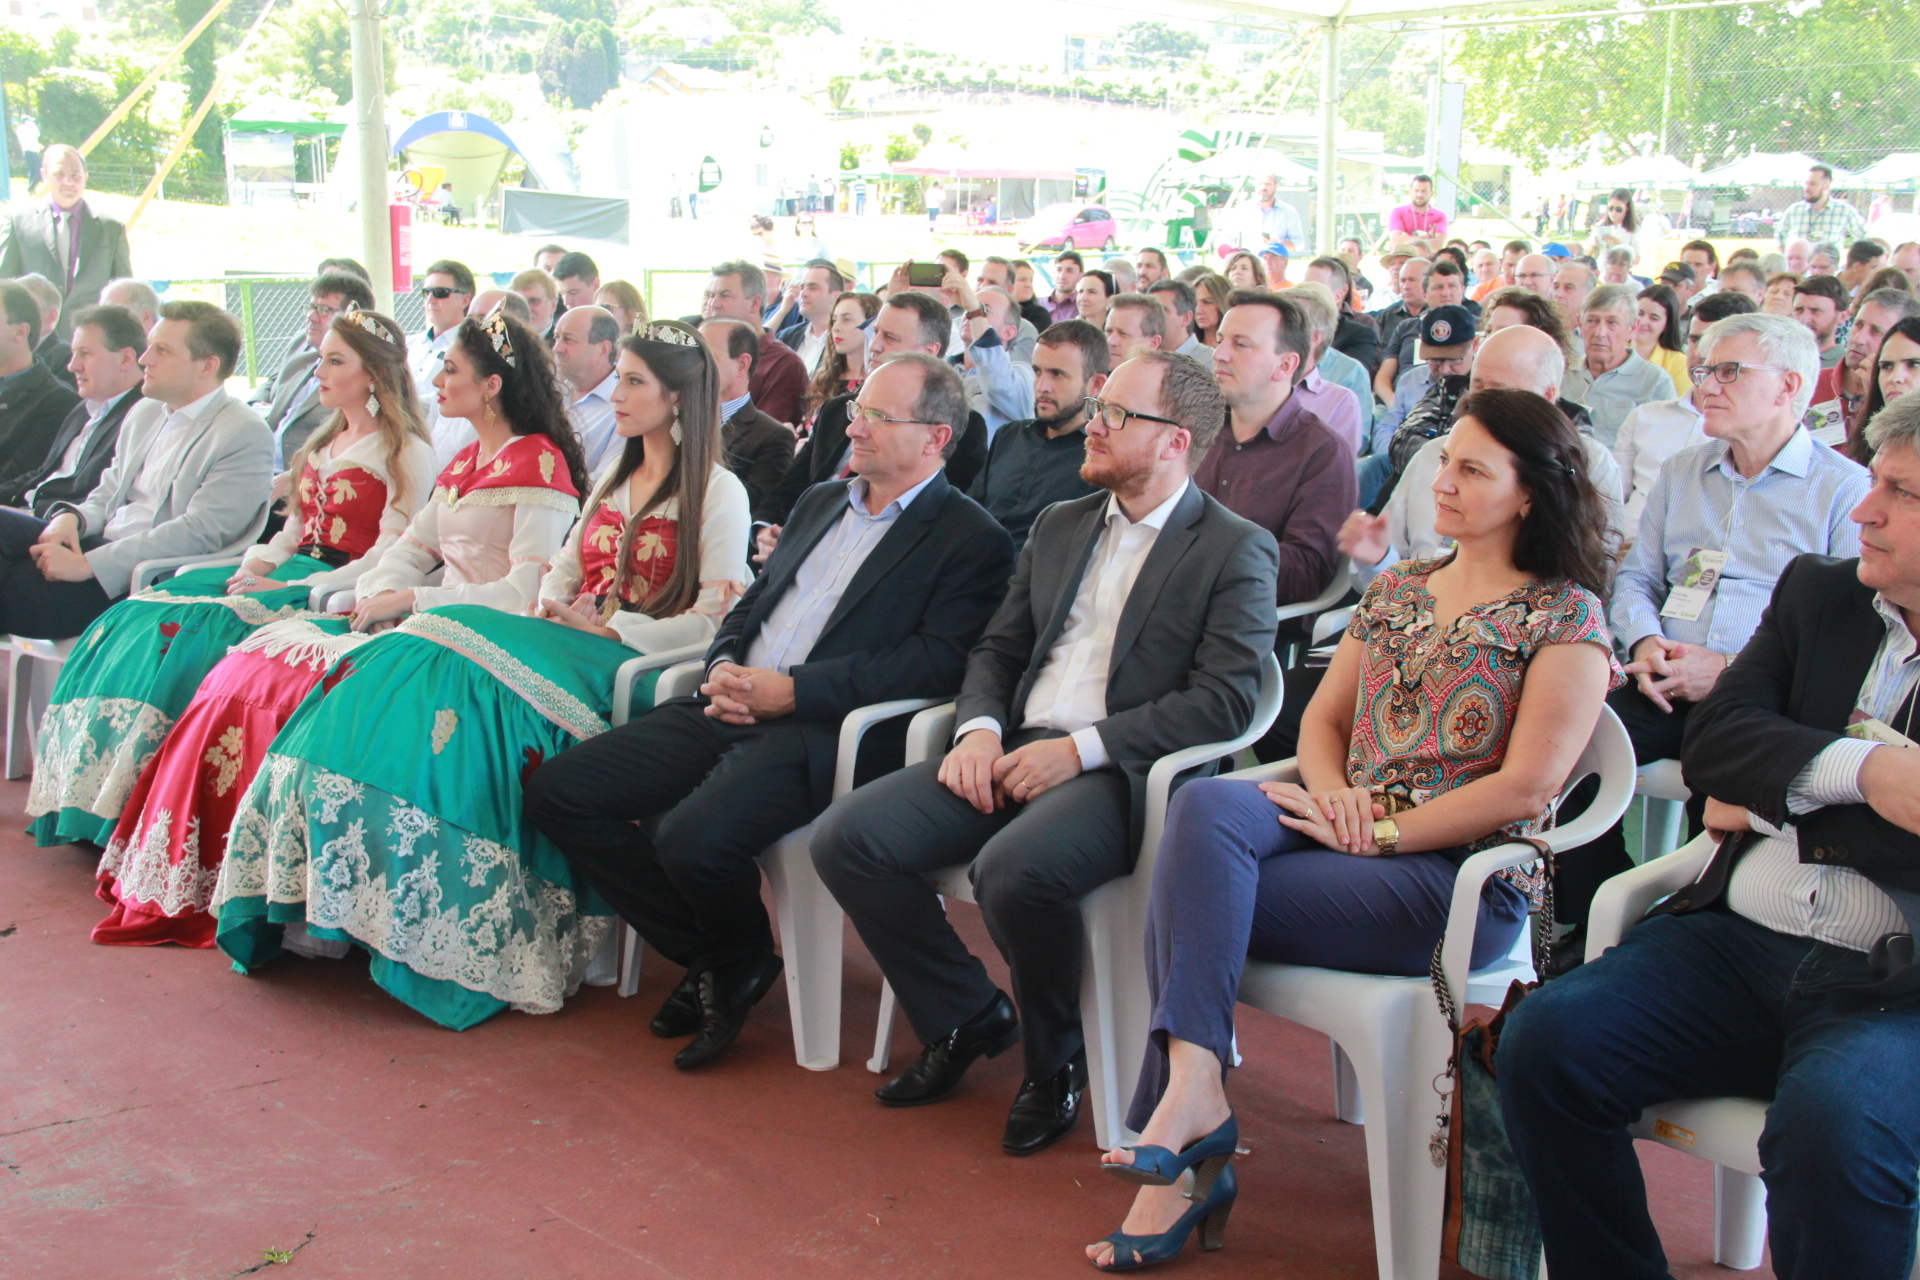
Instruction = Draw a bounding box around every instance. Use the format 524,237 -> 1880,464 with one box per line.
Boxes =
813,350 -> 1279,1156
0,300 -> 272,638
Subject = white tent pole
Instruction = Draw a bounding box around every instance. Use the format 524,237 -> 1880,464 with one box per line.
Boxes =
350,0 -> 394,312
1317,19 -> 1340,254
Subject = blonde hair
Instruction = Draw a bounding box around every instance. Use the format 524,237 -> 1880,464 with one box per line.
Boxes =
285,311 -> 430,516
595,279 -> 647,327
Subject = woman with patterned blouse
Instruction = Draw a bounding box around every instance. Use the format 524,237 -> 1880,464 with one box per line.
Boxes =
211,319 -> 748,1031
1086,390 -> 1623,1271
28,310 -> 434,856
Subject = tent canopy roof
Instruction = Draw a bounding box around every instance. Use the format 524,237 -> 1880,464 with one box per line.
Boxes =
1698,150 -> 1858,188
228,93 -> 344,137
891,142 -> 1078,180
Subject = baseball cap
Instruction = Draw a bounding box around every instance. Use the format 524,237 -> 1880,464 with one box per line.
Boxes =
1419,304 -> 1477,351
1658,261 -> 1697,285
1543,242 -> 1572,259
1260,243 -> 1290,259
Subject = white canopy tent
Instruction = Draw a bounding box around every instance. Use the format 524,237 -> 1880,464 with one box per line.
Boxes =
1571,153 -> 1700,190
1855,153 -> 1920,190
1698,150 -> 1859,188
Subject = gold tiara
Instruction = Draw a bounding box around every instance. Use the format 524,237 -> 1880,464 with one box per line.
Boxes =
341,301 -> 399,348
481,303 -> 517,367
635,319 -> 700,348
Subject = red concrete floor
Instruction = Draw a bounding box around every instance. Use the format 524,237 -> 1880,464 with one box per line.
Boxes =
0,775 -> 1769,1280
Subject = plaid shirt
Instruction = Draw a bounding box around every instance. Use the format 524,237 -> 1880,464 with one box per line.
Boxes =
1776,197 -> 1867,249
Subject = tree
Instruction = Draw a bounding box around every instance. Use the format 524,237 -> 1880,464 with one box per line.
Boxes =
1451,0 -> 1917,171
536,16 -> 620,108
884,132 -> 918,164
252,0 -> 399,104
1116,21 -> 1205,70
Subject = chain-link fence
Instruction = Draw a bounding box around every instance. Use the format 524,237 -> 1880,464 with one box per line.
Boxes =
159,278 -> 430,387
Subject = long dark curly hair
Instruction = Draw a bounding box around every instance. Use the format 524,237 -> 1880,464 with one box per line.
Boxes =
1454,388 -> 1616,602
454,311 -> 589,494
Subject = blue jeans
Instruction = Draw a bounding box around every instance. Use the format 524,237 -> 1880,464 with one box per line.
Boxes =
1498,907 -> 1920,1280
1127,778 -> 1526,1131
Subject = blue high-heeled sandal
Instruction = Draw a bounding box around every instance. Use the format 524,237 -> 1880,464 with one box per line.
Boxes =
1093,1161 -> 1237,1271
1102,1113 -> 1238,1187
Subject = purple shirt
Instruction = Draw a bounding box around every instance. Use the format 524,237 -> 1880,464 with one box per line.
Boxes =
1294,367 -> 1363,456
1045,294 -> 1079,323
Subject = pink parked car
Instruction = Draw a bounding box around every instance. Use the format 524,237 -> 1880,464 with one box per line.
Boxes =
1019,203 -> 1118,252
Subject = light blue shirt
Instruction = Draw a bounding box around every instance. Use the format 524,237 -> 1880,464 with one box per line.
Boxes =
1318,345 -> 1375,440
963,329 -> 1034,444
1563,349 -> 1675,450
742,472 -> 940,674
570,371 -> 621,474
1374,361 -> 1433,455
720,392 -> 751,423
1611,428 -> 1869,656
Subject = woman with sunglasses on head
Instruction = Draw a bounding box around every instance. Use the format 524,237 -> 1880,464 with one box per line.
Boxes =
1086,390 -> 1620,1270
1631,283 -> 1690,396
28,309 -> 437,862
212,320 -> 750,1031
1585,187 -> 1639,261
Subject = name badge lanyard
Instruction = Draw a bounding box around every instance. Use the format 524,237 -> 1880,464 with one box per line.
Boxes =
1660,473 -> 1747,624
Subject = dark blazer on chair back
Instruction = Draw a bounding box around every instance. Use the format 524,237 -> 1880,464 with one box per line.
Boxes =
3,386 -> 141,513
706,470 -> 1016,808
1678,553 -> 1920,1001
0,362 -> 81,495
952,483 -> 1280,852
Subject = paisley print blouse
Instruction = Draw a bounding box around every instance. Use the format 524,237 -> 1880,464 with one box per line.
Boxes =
1345,557 -> 1623,852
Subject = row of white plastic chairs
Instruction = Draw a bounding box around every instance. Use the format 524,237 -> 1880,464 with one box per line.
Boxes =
8,541 -> 1846,1278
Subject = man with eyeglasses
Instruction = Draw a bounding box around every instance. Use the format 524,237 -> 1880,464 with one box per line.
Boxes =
812,350 -> 1278,1155
1615,290 -> 1760,536
1551,312 -> 1872,957
524,353 -> 1016,1072
0,144 -> 133,340
1810,289 -> 1920,445
255,269 -> 374,474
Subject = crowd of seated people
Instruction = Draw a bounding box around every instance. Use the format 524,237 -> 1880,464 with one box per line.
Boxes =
8,220 -> 1920,1278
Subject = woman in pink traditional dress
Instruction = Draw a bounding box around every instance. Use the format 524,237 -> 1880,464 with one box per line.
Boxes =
95,310 -> 578,948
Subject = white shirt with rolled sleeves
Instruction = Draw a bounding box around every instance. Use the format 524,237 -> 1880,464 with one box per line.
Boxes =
1727,592 -> 1920,951
1610,429 -> 1869,659
962,328 -> 1035,446
954,481 -> 1188,771
1612,393 -> 1707,539
741,473 -> 940,674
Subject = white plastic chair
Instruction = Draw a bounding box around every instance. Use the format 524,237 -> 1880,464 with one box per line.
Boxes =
1586,836 -> 1920,1276
866,651 -> 1286,1151
1632,758 -> 1689,864
1232,704 -> 1635,1280
1276,557 -> 1351,667
609,656 -> 943,1072
126,500 -> 273,593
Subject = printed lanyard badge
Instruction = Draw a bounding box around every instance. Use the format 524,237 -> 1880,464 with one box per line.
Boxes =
1660,547 -> 1729,622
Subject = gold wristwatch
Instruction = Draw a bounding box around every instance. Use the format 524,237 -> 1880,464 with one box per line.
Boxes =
1372,816 -> 1401,855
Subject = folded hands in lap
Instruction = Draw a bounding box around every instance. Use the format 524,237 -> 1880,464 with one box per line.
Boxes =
1262,781 -> 1385,855
938,729 -> 1082,814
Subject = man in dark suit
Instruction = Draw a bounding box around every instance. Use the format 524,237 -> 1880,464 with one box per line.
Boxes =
1499,392 -> 1920,1280
15,274 -> 76,388
0,145 -> 133,339
524,352 -> 1016,1072
772,258 -> 845,374
755,292 -> 990,565
699,319 -> 794,524
812,351 -> 1280,1155
0,280 -> 79,490
699,259 -> 808,425
0,302 -> 143,511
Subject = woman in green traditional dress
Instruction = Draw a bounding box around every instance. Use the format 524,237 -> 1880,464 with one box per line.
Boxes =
27,309 -> 434,851
212,318 -> 750,1031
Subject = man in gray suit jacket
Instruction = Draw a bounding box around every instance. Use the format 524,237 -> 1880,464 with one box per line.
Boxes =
0,300 -> 272,638
813,350 -> 1280,1156
255,270 -> 375,470
0,145 -> 133,339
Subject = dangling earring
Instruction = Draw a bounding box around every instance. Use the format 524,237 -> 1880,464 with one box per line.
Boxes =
484,399 -> 498,430
365,389 -> 380,417
670,406 -> 683,446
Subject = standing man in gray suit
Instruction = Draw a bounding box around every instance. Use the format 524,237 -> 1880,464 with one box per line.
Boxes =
813,350 -> 1280,1156
0,145 -> 133,339
256,270 -> 375,470
0,300 -> 272,638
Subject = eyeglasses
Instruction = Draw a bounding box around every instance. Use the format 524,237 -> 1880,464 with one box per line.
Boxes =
307,302 -> 341,317
852,406 -> 941,428
1688,361 -> 1786,386
419,286 -> 470,300
1083,398 -> 1181,432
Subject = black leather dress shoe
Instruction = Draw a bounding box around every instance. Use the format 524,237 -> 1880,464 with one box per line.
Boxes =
1002,1055 -> 1087,1156
649,971 -> 701,1038
875,991 -> 1020,1107
672,950 -> 784,1071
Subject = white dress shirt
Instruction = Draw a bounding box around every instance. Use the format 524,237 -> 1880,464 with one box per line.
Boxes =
742,473 -> 939,674
569,370 -> 620,473
100,389 -> 219,543
794,324 -> 830,373
1727,592 -> 1919,951
1613,392 -> 1706,539
955,481 -> 1188,770
411,323 -> 469,470
32,387 -> 136,497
